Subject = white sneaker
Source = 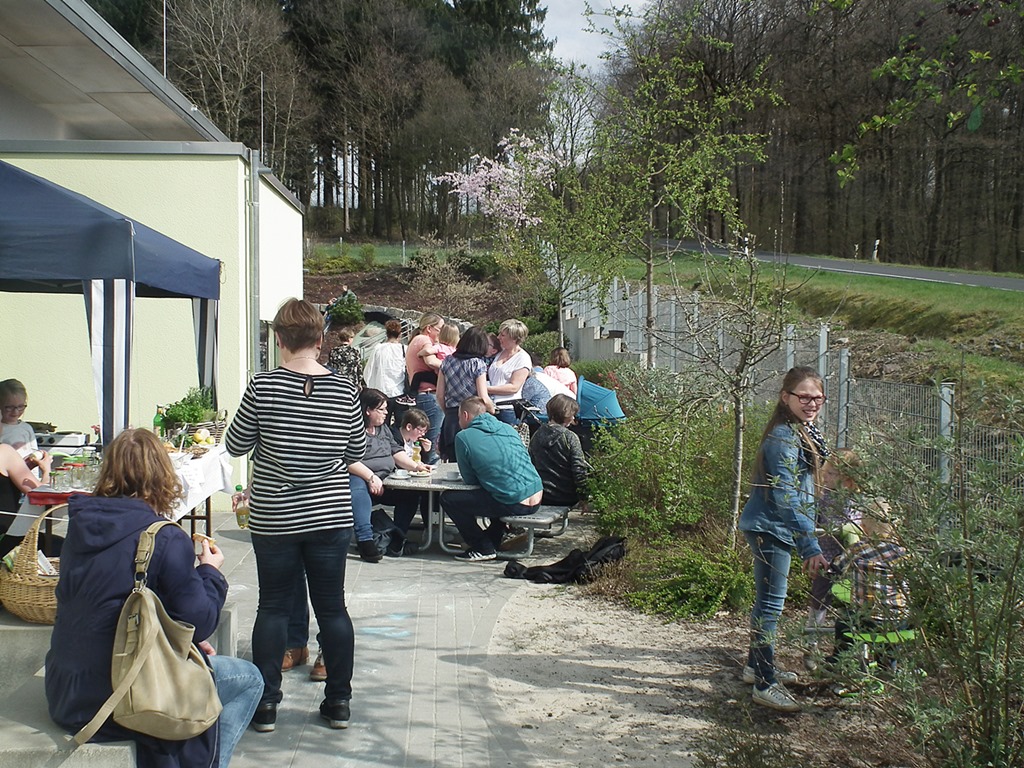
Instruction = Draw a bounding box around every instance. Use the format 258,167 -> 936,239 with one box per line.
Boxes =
752,682 -> 801,712
742,665 -> 798,685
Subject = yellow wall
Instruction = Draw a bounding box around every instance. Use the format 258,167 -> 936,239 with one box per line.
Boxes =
0,152 -> 302,468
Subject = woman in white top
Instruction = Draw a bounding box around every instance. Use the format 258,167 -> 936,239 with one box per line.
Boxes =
487,319 -> 533,425
363,320 -> 407,397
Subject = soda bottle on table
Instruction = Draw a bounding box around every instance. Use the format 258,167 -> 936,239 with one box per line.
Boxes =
153,406 -> 166,438
233,485 -> 250,529
411,441 -> 421,464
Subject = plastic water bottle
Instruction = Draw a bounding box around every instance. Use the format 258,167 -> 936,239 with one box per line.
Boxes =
233,485 -> 250,529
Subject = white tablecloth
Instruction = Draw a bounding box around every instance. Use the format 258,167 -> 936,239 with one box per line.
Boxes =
172,444 -> 234,522
9,444 -> 234,534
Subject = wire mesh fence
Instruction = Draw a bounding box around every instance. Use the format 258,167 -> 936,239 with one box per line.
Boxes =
563,277 -> 1022,491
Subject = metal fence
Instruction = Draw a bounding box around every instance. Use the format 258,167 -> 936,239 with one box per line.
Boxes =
561,275 -> 1018,484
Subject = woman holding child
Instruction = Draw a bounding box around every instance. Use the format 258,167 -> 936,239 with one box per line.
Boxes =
739,366 -> 830,713
405,313 -> 445,463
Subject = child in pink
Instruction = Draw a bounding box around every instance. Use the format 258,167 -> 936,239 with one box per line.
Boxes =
435,325 -> 460,361
543,347 -> 578,396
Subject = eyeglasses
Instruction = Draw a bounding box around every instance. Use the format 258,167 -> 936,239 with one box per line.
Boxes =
787,391 -> 826,406
1,404 -> 26,413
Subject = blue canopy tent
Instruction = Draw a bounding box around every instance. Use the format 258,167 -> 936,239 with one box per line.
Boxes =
0,159 -> 221,444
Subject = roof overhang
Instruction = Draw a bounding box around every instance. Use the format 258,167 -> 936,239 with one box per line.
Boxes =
0,0 -> 229,142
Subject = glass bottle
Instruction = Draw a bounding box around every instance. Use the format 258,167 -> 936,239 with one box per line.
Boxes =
153,406 -> 166,438
233,485 -> 250,529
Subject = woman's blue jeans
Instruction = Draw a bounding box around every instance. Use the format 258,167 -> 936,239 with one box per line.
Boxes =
210,655 -> 262,767
744,530 -> 792,687
415,391 -> 443,464
251,528 -> 354,704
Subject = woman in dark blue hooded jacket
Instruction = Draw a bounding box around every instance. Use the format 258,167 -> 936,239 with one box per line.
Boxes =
45,428 -> 261,768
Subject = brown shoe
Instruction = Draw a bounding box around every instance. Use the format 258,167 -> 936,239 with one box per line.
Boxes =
310,652 -> 327,682
282,646 -> 309,671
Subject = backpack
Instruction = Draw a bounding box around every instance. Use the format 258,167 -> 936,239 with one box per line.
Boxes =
503,536 -> 627,584
74,521 -> 222,744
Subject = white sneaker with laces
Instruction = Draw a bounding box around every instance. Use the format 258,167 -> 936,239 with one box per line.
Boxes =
752,682 -> 801,712
454,549 -> 497,562
742,665 -> 798,685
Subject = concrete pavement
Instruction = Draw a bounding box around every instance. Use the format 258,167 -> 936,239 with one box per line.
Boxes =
215,515 -> 565,768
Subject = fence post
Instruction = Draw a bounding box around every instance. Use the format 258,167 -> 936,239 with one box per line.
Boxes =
817,324 -> 829,377
669,299 -> 678,372
649,284 -> 658,369
691,293 -> 700,364
785,324 -> 795,371
635,288 -> 644,358
836,347 -> 850,449
939,382 -> 955,485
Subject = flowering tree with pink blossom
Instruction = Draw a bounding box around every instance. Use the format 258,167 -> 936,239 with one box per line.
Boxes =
439,129 -> 621,344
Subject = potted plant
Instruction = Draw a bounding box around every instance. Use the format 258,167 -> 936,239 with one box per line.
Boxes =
163,387 -> 223,445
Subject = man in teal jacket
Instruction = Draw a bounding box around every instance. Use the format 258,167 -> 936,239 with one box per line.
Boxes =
440,397 -> 543,561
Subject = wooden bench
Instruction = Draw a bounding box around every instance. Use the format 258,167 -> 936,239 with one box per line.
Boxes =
498,505 -> 570,559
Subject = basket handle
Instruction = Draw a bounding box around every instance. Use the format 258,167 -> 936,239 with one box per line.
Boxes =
12,503 -> 67,576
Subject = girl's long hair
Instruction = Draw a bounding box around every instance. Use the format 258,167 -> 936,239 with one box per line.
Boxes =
750,366 -> 826,496
93,428 -> 183,518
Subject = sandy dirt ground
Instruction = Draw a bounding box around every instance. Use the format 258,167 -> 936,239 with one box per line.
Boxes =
487,585 -> 747,767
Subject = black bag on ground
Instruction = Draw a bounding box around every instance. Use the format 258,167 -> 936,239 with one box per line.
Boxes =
369,507 -> 403,557
503,536 -> 627,584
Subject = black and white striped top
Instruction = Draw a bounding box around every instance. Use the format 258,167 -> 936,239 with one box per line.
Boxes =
225,367 -> 366,535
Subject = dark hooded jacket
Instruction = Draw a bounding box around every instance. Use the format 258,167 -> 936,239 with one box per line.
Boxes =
45,494 -> 227,768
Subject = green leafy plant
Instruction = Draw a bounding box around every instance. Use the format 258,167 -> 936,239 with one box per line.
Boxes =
327,294 -> 363,327
624,545 -> 751,620
164,387 -> 215,425
357,243 -> 376,270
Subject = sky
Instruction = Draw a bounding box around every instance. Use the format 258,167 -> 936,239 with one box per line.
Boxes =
541,1 -> 643,71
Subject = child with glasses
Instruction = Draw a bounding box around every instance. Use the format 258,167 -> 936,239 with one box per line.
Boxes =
738,366 -> 830,713
0,379 -> 37,453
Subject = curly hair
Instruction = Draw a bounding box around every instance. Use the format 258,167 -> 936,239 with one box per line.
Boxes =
93,429 -> 183,518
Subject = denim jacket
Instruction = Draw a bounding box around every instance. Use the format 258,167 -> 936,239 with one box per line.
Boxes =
738,422 -> 822,560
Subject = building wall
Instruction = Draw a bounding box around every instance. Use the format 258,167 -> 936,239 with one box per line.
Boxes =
0,150 -> 302,454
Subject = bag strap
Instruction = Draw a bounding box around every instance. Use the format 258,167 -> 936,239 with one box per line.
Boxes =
73,596 -> 159,745
71,520 -> 177,746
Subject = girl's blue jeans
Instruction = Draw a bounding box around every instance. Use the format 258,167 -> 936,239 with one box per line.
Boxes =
744,530 -> 792,687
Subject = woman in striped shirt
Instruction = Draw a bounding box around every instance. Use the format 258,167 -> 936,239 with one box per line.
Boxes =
225,298 -> 366,733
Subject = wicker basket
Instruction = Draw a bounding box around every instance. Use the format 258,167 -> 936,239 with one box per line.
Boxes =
167,410 -> 228,445
0,504 -> 64,624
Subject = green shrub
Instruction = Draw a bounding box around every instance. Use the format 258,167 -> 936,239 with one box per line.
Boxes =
357,243 -> 376,270
572,360 -> 617,386
327,294 -> 363,326
461,249 -> 501,280
305,248 -> 357,275
522,331 -> 561,367
588,403 -> 741,539
624,545 -> 752,620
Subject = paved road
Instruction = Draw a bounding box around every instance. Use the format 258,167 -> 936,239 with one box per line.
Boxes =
663,239 -> 1024,292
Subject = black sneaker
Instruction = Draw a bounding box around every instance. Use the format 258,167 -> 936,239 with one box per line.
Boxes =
251,702 -> 277,733
319,699 -> 350,729
357,539 -> 382,563
454,549 -> 497,562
